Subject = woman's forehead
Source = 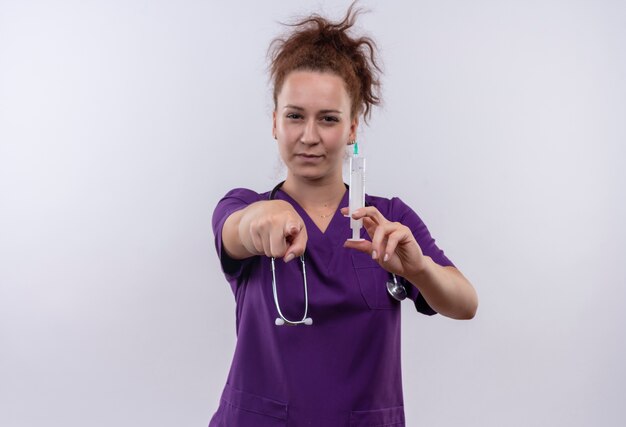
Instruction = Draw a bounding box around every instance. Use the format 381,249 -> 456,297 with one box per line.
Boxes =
277,70 -> 350,111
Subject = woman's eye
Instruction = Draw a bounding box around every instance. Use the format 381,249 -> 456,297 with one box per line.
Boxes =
286,113 -> 302,120
322,116 -> 339,123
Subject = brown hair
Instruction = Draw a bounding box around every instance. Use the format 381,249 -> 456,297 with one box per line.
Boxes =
268,1 -> 382,123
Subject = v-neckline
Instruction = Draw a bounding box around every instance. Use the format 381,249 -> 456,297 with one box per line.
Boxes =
276,186 -> 349,238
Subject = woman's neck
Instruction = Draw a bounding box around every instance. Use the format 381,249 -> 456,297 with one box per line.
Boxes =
281,175 -> 346,210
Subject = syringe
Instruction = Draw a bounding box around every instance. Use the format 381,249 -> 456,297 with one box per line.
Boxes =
348,142 -> 365,241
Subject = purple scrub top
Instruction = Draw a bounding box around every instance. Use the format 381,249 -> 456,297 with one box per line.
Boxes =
209,187 -> 455,427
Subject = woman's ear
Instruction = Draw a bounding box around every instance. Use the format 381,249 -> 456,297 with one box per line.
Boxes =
349,116 -> 359,142
272,111 -> 277,139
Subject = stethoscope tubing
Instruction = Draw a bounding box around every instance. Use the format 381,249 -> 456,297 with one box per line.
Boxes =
271,255 -> 312,326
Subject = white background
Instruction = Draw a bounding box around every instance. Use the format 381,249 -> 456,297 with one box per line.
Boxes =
1,1 -> 625,426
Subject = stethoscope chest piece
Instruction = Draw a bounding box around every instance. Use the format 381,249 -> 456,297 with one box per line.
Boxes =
386,275 -> 408,301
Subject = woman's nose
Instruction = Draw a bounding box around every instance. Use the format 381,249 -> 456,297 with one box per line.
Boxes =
300,119 -> 320,145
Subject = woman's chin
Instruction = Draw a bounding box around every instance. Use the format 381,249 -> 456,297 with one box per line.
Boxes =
289,169 -> 328,182
287,163 -> 342,183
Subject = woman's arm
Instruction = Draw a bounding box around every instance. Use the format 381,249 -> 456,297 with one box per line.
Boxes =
405,259 -> 477,320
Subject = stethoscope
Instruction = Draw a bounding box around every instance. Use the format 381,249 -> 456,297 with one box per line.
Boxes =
269,181 -> 407,326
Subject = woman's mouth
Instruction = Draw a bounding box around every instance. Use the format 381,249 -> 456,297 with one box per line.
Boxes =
295,153 -> 324,161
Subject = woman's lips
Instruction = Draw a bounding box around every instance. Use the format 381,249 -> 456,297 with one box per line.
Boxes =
295,153 -> 323,161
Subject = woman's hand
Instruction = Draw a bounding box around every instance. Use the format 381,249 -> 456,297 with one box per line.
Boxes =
238,200 -> 308,262
341,205 -> 478,319
341,206 -> 427,277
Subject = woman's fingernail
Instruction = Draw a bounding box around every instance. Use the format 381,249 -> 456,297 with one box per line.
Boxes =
371,250 -> 377,260
383,253 -> 389,262
284,253 -> 295,263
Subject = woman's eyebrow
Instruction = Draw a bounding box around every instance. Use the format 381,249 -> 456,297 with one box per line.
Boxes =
283,104 -> 343,114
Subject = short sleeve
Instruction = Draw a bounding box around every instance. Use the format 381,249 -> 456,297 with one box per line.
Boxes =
391,197 -> 456,316
211,188 -> 263,293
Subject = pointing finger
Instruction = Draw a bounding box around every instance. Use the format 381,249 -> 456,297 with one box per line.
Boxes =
284,221 -> 299,237
269,226 -> 289,258
284,224 -> 307,262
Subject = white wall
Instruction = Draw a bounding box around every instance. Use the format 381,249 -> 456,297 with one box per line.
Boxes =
1,1 -> 624,426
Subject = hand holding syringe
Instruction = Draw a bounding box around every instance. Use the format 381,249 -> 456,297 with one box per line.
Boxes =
341,142 -> 425,286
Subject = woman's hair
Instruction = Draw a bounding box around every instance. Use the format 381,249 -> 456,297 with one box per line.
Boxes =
268,1 -> 382,123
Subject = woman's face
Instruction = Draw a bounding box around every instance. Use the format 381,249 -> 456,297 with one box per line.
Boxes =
273,70 -> 358,183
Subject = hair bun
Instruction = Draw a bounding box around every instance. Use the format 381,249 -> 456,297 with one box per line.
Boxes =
268,1 -> 382,123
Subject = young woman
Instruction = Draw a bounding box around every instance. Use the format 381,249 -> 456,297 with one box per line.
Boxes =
209,4 -> 477,426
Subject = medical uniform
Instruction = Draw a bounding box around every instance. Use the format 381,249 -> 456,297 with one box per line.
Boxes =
209,187 -> 455,427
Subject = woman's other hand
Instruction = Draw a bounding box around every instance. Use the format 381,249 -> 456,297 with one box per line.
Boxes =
341,206 -> 427,277
341,206 -> 478,319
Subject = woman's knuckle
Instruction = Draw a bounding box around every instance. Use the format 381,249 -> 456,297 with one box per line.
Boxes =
249,219 -> 261,233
